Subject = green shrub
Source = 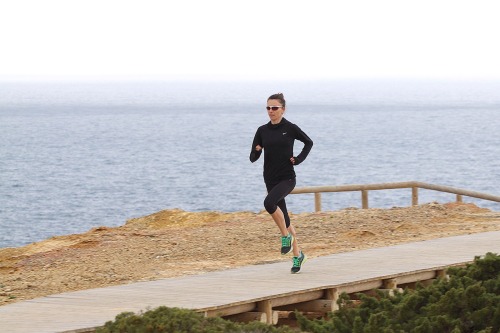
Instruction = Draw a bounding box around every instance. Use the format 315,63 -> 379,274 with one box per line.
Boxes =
96,306 -> 298,333
296,252 -> 500,333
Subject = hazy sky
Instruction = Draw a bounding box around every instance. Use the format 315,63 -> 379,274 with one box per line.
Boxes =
1,0 -> 499,80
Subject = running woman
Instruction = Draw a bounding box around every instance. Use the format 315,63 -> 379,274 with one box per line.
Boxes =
249,93 -> 313,273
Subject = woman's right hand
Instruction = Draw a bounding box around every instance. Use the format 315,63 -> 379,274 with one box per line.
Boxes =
255,145 -> 262,151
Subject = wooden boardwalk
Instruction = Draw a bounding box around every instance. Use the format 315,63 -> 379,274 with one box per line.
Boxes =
1,231 -> 500,333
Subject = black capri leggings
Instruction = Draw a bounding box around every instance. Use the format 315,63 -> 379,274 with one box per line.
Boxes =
264,178 -> 296,228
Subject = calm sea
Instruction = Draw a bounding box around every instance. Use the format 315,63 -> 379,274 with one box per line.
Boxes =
1,80 -> 499,248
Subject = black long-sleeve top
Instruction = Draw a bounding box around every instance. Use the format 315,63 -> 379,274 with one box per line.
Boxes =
249,118 -> 313,183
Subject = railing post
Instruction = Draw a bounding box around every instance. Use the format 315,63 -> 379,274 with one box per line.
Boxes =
456,194 -> 463,203
314,193 -> 322,212
412,187 -> 418,206
361,190 -> 369,209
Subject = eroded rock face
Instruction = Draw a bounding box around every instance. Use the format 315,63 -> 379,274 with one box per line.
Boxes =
1,202 -> 499,305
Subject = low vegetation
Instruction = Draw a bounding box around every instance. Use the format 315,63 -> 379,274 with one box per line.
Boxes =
96,306 -> 298,333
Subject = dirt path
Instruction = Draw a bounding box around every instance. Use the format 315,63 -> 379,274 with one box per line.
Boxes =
1,202 -> 500,306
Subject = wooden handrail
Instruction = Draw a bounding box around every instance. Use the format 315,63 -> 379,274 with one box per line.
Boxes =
290,181 -> 500,211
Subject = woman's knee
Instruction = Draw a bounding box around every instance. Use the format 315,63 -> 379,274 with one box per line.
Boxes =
264,197 -> 277,214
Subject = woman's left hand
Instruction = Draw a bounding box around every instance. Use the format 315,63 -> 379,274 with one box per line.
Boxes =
290,157 -> 295,165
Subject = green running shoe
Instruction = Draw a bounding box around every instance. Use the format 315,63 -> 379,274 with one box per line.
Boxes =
281,234 -> 294,255
291,251 -> 307,273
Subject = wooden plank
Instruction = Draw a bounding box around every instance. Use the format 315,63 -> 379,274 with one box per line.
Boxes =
224,311 -> 267,323
291,181 -> 416,194
414,182 -> 500,202
394,270 -> 436,285
337,280 -> 383,294
275,299 -> 335,312
204,302 -> 256,317
270,290 -> 324,307
363,288 -> 403,297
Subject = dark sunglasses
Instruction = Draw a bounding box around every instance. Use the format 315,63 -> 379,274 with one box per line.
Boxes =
266,106 -> 283,111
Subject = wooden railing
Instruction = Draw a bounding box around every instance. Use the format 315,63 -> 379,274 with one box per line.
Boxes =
291,181 -> 500,212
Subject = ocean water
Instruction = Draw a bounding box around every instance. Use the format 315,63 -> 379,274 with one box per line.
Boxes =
1,80 -> 499,248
